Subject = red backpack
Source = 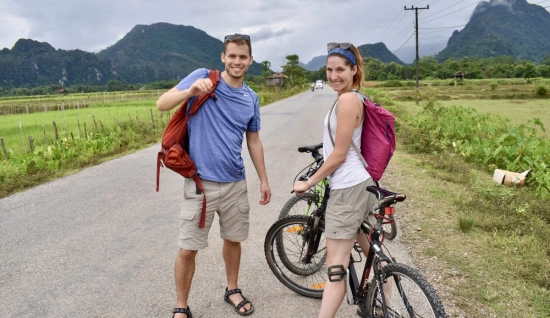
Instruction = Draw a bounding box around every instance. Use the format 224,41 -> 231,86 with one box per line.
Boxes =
156,69 -> 221,228
328,90 -> 396,182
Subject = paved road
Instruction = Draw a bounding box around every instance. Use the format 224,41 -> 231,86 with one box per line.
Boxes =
0,87 -> 413,318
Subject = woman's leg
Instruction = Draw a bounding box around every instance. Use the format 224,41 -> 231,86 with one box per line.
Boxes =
318,238 -> 356,318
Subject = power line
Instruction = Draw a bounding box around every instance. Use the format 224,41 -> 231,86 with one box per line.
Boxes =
421,3 -> 550,30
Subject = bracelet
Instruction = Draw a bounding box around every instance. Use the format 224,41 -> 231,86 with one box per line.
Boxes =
306,179 -> 314,188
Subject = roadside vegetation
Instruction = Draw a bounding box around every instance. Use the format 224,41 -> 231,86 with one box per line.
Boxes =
364,82 -> 550,317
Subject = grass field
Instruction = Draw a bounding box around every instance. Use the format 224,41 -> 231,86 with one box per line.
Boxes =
400,99 -> 550,138
0,101 -> 161,154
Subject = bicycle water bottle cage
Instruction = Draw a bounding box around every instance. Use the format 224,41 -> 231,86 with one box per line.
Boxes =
328,265 -> 346,282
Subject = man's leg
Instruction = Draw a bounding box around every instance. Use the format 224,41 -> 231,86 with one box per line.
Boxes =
174,247 -> 198,318
223,239 -> 252,313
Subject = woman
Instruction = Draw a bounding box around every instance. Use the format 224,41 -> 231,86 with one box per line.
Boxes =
293,42 -> 377,318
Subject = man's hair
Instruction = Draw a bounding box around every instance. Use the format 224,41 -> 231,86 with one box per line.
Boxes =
223,34 -> 252,56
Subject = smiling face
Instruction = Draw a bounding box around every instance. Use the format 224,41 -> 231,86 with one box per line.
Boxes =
326,55 -> 357,94
221,42 -> 253,81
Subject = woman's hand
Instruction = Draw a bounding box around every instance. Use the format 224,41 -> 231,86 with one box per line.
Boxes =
293,180 -> 311,194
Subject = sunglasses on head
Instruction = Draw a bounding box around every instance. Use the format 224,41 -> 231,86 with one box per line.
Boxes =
327,42 -> 352,51
224,34 -> 251,42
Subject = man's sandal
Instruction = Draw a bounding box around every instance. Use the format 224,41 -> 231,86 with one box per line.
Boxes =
224,287 -> 254,316
172,306 -> 192,318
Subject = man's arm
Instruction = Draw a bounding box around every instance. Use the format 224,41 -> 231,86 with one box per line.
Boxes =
246,131 -> 271,205
156,77 -> 214,111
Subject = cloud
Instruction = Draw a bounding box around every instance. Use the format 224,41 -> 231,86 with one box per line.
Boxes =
0,0 -> 548,70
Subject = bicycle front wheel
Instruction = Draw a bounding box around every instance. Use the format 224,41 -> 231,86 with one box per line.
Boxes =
264,215 -> 327,299
278,193 -> 320,219
361,263 -> 447,317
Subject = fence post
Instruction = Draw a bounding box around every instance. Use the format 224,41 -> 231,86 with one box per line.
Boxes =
53,121 -> 59,140
42,124 -> 47,144
0,137 -> 8,159
28,136 -> 34,152
19,121 -> 25,152
99,120 -> 106,135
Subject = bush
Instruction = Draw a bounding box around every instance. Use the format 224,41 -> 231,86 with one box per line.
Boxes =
490,82 -> 499,91
379,80 -> 403,87
536,85 -> 547,96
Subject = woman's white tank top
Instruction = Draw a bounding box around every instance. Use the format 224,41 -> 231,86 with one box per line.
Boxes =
322,101 -> 371,189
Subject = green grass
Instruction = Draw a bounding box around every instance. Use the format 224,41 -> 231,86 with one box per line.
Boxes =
0,101 -> 160,153
400,99 -> 550,138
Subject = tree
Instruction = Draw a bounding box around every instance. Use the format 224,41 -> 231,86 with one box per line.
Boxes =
522,62 -> 539,82
281,54 -> 308,86
261,61 -> 272,79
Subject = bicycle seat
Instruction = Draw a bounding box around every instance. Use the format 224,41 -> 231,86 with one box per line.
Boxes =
366,186 -> 406,202
298,143 -> 323,153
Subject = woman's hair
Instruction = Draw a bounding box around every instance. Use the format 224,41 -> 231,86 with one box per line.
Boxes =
327,44 -> 364,89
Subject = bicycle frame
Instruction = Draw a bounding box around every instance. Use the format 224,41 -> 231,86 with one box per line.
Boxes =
304,182 -> 404,308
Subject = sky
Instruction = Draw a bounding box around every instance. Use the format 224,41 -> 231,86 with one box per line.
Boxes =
1,0 -> 549,72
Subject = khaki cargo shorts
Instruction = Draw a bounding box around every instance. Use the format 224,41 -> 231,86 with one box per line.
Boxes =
325,178 -> 376,240
179,178 -> 250,251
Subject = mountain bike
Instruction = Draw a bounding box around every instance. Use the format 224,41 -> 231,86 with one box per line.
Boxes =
264,181 -> 447,317
278,143 -> 397,240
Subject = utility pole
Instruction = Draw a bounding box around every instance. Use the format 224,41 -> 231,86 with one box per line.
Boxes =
405,5 -> 429,103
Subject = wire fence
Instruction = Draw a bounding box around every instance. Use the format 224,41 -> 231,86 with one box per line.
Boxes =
0,90 -> 163,115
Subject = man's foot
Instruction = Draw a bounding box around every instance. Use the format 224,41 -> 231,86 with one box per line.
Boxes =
224,288 -> 254,316
172,307 -> 192,318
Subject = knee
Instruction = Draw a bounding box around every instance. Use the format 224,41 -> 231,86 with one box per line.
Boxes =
178,248 -> 198,261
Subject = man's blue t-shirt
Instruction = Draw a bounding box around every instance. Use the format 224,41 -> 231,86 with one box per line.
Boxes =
175,68 -> 260,182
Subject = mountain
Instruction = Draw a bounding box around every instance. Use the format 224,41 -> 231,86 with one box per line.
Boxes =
0,39 -> 115,88
436,0 -> 550,62
96,22 -> 263,83
0,23 -> 263,89
357,43 -> 404,64
302,42 -> 404,71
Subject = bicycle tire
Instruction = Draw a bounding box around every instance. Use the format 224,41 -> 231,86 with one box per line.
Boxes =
365,213 -> 398,241
360,263 -> 447,318
383,215 -> 397,240
278,193 -> 320,219
276,193 -> 327,276
264,215 -> 327,298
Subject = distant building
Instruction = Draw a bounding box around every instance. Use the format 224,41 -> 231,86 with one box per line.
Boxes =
57,89 -> 68,94
265,73 -> 288,87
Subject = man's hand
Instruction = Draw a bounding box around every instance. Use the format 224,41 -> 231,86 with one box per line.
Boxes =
188,78 -> 214,97
259,182 -> 271,205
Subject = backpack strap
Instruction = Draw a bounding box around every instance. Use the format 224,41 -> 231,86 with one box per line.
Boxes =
327,91 -> 369,169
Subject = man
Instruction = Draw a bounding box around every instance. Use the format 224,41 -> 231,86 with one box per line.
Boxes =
156,34 -> 271,318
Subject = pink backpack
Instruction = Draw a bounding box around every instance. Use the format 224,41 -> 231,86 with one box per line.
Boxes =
328,91 -> 396,182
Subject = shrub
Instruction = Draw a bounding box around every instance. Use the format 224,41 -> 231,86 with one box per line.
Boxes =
380,80 -> 403,87
536,85 -> 547,96
490,82 -> 499,91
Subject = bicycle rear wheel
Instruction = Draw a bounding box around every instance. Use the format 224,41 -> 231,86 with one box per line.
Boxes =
264,215 -> 327,298
361,263 -> 446,317
365,213 -> 397,241
383,215 -> 397,240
